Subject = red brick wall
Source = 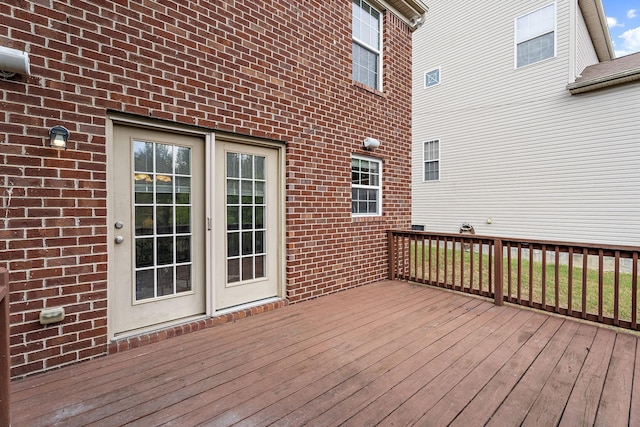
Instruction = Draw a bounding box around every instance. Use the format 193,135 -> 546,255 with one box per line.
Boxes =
0,1 -> 412,377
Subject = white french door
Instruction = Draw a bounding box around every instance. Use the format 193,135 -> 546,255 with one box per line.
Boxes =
214,141 -> 281,309
109,125 -> 206,337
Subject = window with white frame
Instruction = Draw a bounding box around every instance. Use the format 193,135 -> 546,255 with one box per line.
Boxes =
424,68 -> 440,88
352,0 -> 382,90
352,155 -> 382,216
424,140 -> 440,181
516,3 -> 556,68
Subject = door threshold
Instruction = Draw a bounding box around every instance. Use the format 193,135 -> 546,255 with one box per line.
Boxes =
215,296 -> 283,316
108,297 -> 289,355
112,314 -> 209,341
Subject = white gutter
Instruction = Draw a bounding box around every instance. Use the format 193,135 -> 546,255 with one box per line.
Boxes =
567,67 -> 640,94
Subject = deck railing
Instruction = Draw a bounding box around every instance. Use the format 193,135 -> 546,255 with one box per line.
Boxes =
1,268 -> 10,426
388,230 -> 640,331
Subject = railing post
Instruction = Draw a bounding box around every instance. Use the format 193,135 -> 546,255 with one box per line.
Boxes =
494,239 -> 504,306
0,267 -> 10,426
387,230 -> 396,280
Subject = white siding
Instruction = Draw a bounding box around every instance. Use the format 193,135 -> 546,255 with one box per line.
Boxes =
412,0 -> 640,247
576,6 -> 599,75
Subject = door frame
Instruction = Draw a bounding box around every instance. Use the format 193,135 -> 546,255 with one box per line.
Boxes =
106,114 -> 286,340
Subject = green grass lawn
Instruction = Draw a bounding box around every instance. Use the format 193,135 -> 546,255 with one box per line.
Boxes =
406,241 -> 638,322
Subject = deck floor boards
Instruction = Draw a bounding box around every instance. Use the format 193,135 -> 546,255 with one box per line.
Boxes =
10,280 -> 640,426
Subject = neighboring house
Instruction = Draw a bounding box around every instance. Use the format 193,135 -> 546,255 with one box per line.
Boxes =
412,0 -> 640,247
0,0 -> 427,378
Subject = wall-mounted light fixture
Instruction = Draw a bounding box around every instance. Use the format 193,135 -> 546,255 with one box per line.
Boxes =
363,137 -> 380,150
0,46 -> 30,78
49,125 -> 70,149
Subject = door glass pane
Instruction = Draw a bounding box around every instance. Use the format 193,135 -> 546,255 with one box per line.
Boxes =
255,206 -> 264,229
241,181 -> 253,204
156,175 -> 173,204
242,206 -> 253,230
255,255 -> 265,278
157,267 -> 174,296
228,259 -> 240,283
175,177 -> 190,204
227,179 -> 239,205
135,206 -> 154,236
226,151 -> 268,284
255,156 -> 265,180
241,154 -> 253,179
157,237 -> 174,265
255,231 -> 264,254
134,174 -> 154,204
242,257 -> 254,281
228,232 -> 239,257
155,144 -> 173,174
176,206 -> 190,233
136,238 -> 154,268
242,231 -> 253,256
227,153 -> 240,178
176,265 -> 191,292
156,206 -> 173,234
175,146 -> 190,175
136,269 -> 155,300
134,141 -> 154,172
132,139 -> 193,301
227,206 -> 239,231
176,236 -> 190,263
255,182 -> 265,204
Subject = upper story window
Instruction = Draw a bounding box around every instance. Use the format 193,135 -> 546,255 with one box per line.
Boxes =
424,140 -> 440,181
515,3 -> 556,68
352,155 -> 382,216
424,68 -> 441,88
353,0 -> 382,90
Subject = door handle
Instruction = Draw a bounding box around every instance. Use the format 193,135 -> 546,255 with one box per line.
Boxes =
115,236 -> 124,244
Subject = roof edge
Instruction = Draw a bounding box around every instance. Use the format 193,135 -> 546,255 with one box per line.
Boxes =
578,0 -> 615,60
567,67 -> 640,94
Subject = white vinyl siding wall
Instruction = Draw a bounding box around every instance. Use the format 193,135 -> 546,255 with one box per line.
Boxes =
575,7 -> 599,76
412,0 -> 640,247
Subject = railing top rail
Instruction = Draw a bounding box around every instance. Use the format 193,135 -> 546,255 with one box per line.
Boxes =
388,230 -> 640,254
389,230 -> 495,242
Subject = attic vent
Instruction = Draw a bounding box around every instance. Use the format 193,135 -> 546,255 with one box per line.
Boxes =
425,67 -> 440,88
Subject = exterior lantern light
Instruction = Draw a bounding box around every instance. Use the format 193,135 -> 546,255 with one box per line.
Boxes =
49,125 -> 70,149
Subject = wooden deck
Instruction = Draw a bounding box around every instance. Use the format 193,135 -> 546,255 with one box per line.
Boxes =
10,280 -> 640,426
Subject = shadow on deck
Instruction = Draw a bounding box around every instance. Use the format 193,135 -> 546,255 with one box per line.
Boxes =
10,280 -> 640,426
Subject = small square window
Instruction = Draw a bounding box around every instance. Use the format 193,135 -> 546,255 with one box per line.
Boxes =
425,68 -> 440,88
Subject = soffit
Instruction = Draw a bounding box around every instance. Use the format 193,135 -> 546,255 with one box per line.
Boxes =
367,0 -> 429,27
385,0 -> 428,18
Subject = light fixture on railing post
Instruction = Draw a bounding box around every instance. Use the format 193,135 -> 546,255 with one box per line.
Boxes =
49,125 -> 69,149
